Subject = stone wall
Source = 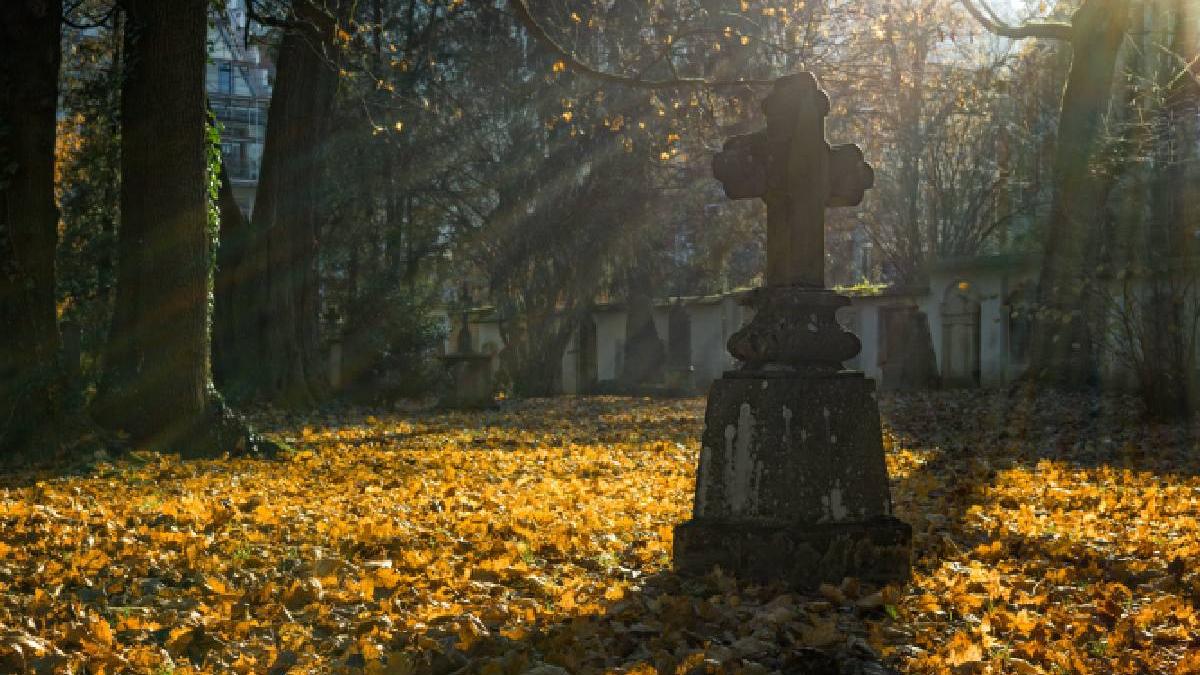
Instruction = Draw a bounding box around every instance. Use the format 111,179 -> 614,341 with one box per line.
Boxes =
437,253 -> 1200,396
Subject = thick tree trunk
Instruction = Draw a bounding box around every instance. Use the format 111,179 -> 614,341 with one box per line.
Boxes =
1028,0 -> 1130,387
218,0 -> 350,406
0,0 -> 63,452
92,0 -> 214,449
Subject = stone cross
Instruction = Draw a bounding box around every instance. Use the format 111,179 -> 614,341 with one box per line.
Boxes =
713,73 -> 874,288
674,74 -> 910,589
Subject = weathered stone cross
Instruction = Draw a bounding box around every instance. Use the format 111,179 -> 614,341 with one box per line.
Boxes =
674,73 -> 910,589
713,72 -> 874,289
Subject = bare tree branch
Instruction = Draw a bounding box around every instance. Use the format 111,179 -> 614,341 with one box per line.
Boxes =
506,0 -> 772,90
62,0 -> 116,29
246,1 -> 297,30
960,0 -> 1073,41
1155,44 -> 1200,91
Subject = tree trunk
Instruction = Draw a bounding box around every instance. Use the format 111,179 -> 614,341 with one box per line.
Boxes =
1136,0 -> 1195,419
1028,0 -> 1130,387
212,158 -> 246,390
218,0 -> 351,407
92,0 -> 214,449
0,0 -> 62,452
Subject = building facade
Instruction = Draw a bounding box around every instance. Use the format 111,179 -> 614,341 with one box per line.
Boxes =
207,0 -> 273,216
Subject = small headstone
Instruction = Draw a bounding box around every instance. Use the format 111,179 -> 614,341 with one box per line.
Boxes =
666,303 -> 695,392
879,307 -> 939,391
576,316 -> 599,393
674,73 -> 911,588
621,293 -> 665,388
438,311 -> 495,409
455,310 -> 473,354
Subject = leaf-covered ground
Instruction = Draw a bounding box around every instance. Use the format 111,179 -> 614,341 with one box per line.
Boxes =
1,392 -> 1199,674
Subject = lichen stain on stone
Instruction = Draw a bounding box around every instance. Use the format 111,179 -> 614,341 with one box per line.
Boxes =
695,445 -> 713,513
724,403 -> 762,516
781,405 -> 793,443
820,480 -> 849,522
832,488 -> 847,520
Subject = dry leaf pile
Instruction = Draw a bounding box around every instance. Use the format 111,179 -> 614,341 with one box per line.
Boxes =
0,392 -> 1198,674
883,391 -> 1200,674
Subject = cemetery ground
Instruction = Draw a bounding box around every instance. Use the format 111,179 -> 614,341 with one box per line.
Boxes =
1,393 -> 1199,674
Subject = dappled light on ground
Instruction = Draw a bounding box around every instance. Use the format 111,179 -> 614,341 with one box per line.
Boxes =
885,392 -> 1200,673
0,393 -> 1198,673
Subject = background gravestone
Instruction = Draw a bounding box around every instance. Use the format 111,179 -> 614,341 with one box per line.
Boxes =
666,303 -> 695,393
879,306 -> 940,391
438,311 -> 495,409
621,292 -> 666,388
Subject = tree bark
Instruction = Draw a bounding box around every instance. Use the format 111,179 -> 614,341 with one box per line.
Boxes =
91,0 -> 214,449
217,0 -> 351,407
0,0 -> 63,452
212,158 -> 247,390
1027,0 -> 1130,387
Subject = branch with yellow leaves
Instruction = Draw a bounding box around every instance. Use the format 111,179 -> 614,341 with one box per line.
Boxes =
506,0 -> 772,90
959,0 -> 1073,41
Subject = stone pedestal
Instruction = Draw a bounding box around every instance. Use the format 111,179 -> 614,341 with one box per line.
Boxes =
674,517 -> 910,587
673,289 -> 911,588
438,354 -> 495,409
674,371 -> 910,586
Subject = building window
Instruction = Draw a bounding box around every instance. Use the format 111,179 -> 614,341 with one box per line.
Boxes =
218,62 -> 233,94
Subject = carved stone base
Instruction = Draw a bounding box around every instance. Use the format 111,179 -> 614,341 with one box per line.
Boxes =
674,516 -> 911,587
437,354 -> 496,409
728,287 -> 860,372
692,373 -> 894,522
673,372 -> 911,587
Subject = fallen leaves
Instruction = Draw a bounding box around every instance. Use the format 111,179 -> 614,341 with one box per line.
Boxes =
0,392 -> 1197,673
883,390 -> 1200,674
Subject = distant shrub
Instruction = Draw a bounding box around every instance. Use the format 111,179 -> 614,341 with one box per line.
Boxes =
339,290 -> 446,403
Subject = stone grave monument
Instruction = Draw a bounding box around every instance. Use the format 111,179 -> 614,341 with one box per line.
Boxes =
673,73 -> 911,587
438,309 -> 495,409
